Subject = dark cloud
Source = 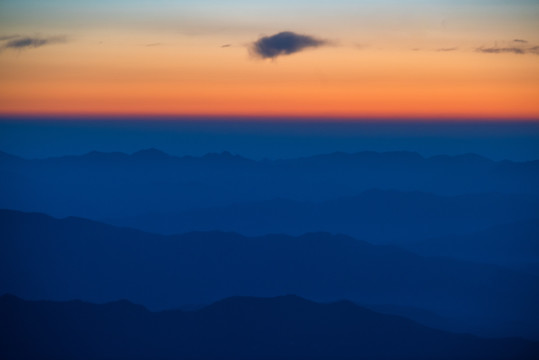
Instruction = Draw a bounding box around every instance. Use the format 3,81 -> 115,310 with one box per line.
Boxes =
2,35 -> 66,50
436,47 -> 458,52
221,44 -> 231,48
529,46 -> 539,54
250,31 -> 328,59
477,47 -> 525,54
476,46 -> 539,55
513,39 -> 528,43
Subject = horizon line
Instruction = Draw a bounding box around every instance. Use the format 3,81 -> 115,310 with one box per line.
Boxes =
1,113 -> 539,123
4,147 -> 537,163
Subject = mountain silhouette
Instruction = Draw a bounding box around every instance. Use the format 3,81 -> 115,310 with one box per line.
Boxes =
1,149 -> 538,219
361,302 -> 539,340
1,294 -> 537,360
2,209 -> 538,339
131,148 -> 171,160
103,190 -> 539,244
401,219 -> 539,272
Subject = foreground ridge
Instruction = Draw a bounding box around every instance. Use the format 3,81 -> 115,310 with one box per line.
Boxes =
1,294 -> 538,360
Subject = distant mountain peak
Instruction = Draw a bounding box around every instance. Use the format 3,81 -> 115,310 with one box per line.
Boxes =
0,293 -> 21,302
131,148 -> 170,159
429,153 -> 491,163
204,150 -> 232,157
300,150 -> 425,163
0,150 -> 24,161
202,151 -> 249,161
78,150 -> 129,161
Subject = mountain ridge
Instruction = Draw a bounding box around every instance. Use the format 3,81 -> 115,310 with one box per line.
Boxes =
2,209 -> 538,340
3,148 -> 536,164
2,148 -> 537,219
102,190 -> 539,245
1,293 -> 538,360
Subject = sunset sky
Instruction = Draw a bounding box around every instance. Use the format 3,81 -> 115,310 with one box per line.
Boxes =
1,0 -> 538,119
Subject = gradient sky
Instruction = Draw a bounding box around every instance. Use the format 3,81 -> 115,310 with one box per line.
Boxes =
1,0 -> 538,118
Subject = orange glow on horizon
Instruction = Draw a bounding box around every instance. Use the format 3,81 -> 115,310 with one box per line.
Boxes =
1,33 -> 538,120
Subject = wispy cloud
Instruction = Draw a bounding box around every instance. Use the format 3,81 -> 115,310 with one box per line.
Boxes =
436,47 -> 458,52
411,38 -> 539,56
1,35 -> 67,51
477,47 -> 525,54
250,31 -> 329,59
476,45 -> 539,55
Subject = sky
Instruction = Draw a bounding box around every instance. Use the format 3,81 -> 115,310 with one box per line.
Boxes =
0,0 -> 538,119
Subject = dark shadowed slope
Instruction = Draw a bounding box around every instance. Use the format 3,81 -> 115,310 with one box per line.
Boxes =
104,190 -> 539,244
361,302 -> 539,340
1,149 -> 538,219
401,219 -> 539,273
1,294 -> 537,360
1,209 -> 539,339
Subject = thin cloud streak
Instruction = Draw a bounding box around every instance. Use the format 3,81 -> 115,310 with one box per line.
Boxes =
436,47 -> 458,52
476,45 -> 539,55
1,35 -> 67,51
